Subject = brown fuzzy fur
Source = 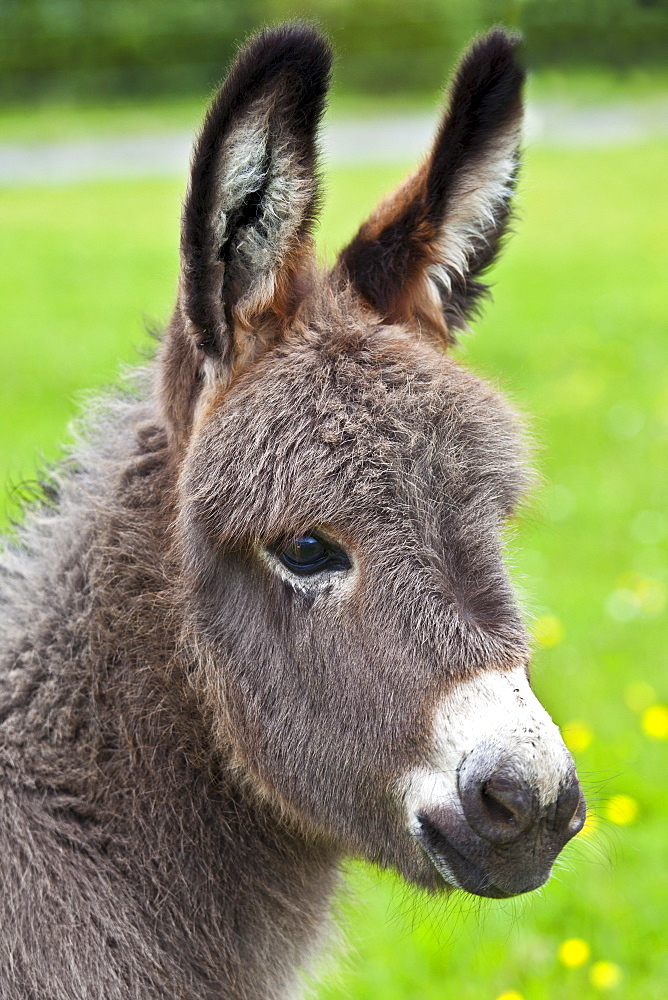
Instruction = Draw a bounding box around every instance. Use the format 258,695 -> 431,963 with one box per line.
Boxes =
0,24 -> 571,999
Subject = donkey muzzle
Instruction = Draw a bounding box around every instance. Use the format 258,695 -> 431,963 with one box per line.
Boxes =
404,666 -> 586,897
415,752 -> 586,898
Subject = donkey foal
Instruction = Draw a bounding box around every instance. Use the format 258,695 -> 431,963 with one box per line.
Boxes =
0,23 -> 585,1000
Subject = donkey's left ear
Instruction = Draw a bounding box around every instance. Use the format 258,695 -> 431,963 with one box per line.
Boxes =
336,30 -> 524,345
178,23 -> 331,372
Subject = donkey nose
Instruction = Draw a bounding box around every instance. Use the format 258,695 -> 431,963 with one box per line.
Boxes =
552,776 -> 587,838
460,766 -> 536,844
460,765 -> 585,846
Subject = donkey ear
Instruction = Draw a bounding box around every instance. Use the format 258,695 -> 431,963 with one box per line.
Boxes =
178,23 -> 331,371
336,30 -> 524,345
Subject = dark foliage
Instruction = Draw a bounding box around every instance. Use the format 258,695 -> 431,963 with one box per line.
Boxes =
1,0 -> 666,102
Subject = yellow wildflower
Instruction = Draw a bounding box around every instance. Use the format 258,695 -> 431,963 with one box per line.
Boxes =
558,938 -> 591,967
562,720 -> 593,753
589,960 -> 622,989
604,795 -> 639,826
641,704 -> 668,739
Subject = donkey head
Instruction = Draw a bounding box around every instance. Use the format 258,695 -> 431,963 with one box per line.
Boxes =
161,24 -> 585,899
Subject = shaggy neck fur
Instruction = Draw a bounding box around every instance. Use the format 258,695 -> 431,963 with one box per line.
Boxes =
0,388 -> 339,1000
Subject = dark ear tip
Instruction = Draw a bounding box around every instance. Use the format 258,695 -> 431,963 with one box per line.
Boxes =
257,19 -> 332,52
483,25 -> 523,47
237,20 -> 333,82
465,26 -> 526,79
447,25 -> 525,123
475,26 -> 523,53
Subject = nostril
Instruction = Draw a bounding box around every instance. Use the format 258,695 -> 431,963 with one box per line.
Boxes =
481,786 -> 516,826
482,775 -> 531,827
553,776 -> 586,837
459,767 -> 536,845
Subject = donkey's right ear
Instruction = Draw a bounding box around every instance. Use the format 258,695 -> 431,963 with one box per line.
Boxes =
335,30 -> 524,347
163,23 -> 331,426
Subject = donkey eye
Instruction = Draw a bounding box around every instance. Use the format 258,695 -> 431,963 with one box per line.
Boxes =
276,534 -> 350,576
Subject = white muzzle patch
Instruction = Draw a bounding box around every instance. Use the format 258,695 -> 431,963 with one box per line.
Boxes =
403,666 -> 575,832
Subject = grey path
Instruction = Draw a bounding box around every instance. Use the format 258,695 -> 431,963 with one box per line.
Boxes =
1,98 -> 667,185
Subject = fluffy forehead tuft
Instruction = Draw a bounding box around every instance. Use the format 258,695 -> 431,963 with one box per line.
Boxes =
180,295 -> 531,545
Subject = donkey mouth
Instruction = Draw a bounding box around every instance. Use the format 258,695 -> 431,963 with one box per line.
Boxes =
415,815 -> 516,899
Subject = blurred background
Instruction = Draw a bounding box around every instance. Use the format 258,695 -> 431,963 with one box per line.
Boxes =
1,2 -> 667,998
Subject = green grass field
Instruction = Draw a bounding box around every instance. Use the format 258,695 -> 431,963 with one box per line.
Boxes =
1,66 -> 668,143
1,134 -> 666,998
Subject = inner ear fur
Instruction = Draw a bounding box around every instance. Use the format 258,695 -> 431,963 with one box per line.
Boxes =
335,29 -> 525,346
180,23 -> 330,360
160,23 -> 331,443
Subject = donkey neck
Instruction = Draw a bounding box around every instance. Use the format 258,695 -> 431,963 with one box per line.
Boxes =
87,587 -> 342,1000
